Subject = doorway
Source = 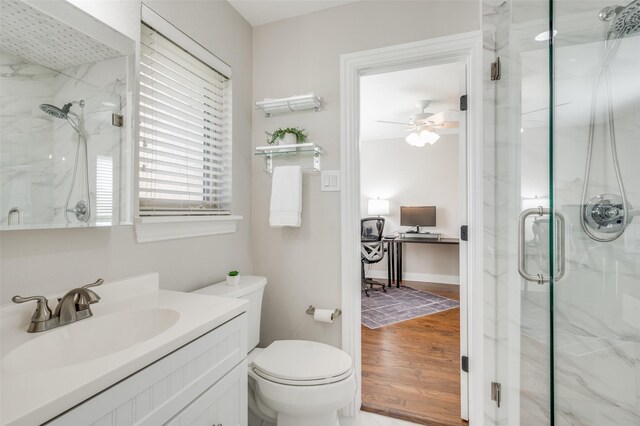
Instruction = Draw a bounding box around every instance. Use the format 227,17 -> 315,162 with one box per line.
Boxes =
339,32 -> 484,423
358,62 -> 467,425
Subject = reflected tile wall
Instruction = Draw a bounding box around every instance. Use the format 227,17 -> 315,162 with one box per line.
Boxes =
0,50 -> 56,225
50,56 -> 125,226
0,52 -> 126,228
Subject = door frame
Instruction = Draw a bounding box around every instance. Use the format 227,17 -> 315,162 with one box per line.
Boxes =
339,31 -> 484,422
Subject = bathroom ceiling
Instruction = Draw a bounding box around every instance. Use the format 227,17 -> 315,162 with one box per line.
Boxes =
360,62 -> 464,142
227,0 -> 361,27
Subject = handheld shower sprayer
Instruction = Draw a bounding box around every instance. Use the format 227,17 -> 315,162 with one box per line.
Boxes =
39,100 -> 91,224
581,0 -> 640,242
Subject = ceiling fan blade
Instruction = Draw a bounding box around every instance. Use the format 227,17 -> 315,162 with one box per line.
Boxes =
521,102 -> 572,116
427,121 -> 459,129
374,120 -> 408,125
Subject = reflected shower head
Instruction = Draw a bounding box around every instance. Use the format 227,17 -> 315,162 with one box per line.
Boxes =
39,100 -> 85,119
39,103 -> 69,119
600,0 -> 640,37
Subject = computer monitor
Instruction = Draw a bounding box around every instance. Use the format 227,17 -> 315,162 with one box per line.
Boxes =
401,206 -> 436,232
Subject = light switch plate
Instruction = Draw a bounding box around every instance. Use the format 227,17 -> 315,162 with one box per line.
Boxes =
320,170 -> 340,192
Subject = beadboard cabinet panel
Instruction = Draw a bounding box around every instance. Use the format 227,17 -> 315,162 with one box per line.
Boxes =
166,361 -> 247,426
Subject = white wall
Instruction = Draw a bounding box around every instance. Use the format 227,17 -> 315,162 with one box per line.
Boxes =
0,0 -> 253,304
252,1 -> 480,347
360,136 -> 460,283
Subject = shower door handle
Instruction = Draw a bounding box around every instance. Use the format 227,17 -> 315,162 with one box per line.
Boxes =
518,207 -> 566,284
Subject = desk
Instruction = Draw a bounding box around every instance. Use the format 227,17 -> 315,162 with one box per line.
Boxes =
384,236 -> 460,287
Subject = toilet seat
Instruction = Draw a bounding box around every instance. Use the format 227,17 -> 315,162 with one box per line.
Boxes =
251,340 -> 353,386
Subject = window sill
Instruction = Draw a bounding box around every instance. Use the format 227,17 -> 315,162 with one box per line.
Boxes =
134,215 -> 243,243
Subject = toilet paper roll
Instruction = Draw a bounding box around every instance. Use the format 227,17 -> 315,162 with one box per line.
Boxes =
313,309 -> 334,323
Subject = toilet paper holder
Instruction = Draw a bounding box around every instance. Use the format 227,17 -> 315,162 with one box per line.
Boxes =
306,305 -> 342,320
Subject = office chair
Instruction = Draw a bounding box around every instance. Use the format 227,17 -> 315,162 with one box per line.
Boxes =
361,217 -> 387,297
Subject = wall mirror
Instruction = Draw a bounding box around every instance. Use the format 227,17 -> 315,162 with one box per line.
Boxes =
0,0 -> 135,230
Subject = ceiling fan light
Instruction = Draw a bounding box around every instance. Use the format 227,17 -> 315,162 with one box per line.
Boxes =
405,132 -> 421,146
419,129 -> 440,145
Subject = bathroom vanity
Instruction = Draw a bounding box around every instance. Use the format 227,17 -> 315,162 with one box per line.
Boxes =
0,274 -> 248,426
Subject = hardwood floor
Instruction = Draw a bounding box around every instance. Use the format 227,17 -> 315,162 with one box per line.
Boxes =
361,281 -> 467,426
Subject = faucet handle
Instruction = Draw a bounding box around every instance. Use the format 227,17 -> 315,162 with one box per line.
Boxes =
77,289 -> 100,306
79,279 -> 103,306
82,278 -> 104,290
12,295 -> 52,323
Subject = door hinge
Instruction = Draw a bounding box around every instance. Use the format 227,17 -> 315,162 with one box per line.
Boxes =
461,355 -> 469,373
491,57 -> 501,81
491,382 -> 502,407
460,95 -> 468,111
460,225 -> 468,241
111,113 -> 124,127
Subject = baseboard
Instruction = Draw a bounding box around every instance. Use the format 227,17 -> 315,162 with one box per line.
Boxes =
361,403 -> 454,426
368,270 -> 460,285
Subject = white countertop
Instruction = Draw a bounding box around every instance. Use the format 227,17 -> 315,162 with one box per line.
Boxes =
0,273 -> 248,426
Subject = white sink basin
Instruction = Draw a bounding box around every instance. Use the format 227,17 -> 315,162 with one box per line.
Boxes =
2,308 -> 179,374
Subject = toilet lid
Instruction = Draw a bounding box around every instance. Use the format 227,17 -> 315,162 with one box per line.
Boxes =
252,340 -> 353,385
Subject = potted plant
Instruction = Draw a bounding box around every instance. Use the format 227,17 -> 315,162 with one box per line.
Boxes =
226,270 -> 240,286
266,127 -> 307,146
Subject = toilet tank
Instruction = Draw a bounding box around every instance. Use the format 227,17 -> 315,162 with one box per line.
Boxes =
192,276 -> 267,352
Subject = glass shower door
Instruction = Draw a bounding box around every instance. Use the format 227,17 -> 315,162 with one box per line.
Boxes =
552,0 -> 640,424
485,0 -> 639,424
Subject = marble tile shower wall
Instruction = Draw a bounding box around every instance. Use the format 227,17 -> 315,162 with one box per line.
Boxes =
552,31 -> 640,425
482,1 -> 536,425
0,51 -> 126,227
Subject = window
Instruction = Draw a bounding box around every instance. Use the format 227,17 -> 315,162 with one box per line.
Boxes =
138,12 -> 232,217
95,155 -> 113,225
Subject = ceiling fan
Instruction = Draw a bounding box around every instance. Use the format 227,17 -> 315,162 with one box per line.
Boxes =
375,100 -> 460,147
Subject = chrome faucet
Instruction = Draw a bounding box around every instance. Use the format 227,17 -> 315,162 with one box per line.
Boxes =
12,279 -> 104,333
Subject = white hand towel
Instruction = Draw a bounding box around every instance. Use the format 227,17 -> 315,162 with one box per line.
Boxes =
270,165 -> 302,228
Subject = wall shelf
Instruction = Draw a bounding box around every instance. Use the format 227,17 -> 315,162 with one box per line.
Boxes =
255,143 -> 325,174
255,94 -> 321,117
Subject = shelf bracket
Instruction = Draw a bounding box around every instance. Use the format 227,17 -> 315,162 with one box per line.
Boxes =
265,152 -> 273,174
314,152 -> 321,172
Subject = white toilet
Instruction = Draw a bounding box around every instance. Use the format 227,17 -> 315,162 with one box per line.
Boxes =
193,276 -> 357,426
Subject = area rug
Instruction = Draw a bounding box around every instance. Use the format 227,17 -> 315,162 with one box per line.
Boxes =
361,285 -> 459,329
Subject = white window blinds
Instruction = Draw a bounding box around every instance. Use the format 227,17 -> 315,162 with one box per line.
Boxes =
139,20 -> 232,216
96,155 -> 113,224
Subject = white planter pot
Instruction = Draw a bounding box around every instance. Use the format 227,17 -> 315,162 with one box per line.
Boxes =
280,132 -> 297,145
226,275 -> 240,286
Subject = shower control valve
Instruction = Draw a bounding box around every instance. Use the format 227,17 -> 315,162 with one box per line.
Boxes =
583,194 -> 632,234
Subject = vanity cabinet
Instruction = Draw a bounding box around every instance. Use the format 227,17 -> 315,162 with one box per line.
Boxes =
46,314 -> 247,426
165,361 -> 246,426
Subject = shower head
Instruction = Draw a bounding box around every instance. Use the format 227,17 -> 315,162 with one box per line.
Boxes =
600,0 -> 640,37
39,100 -> 85,119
